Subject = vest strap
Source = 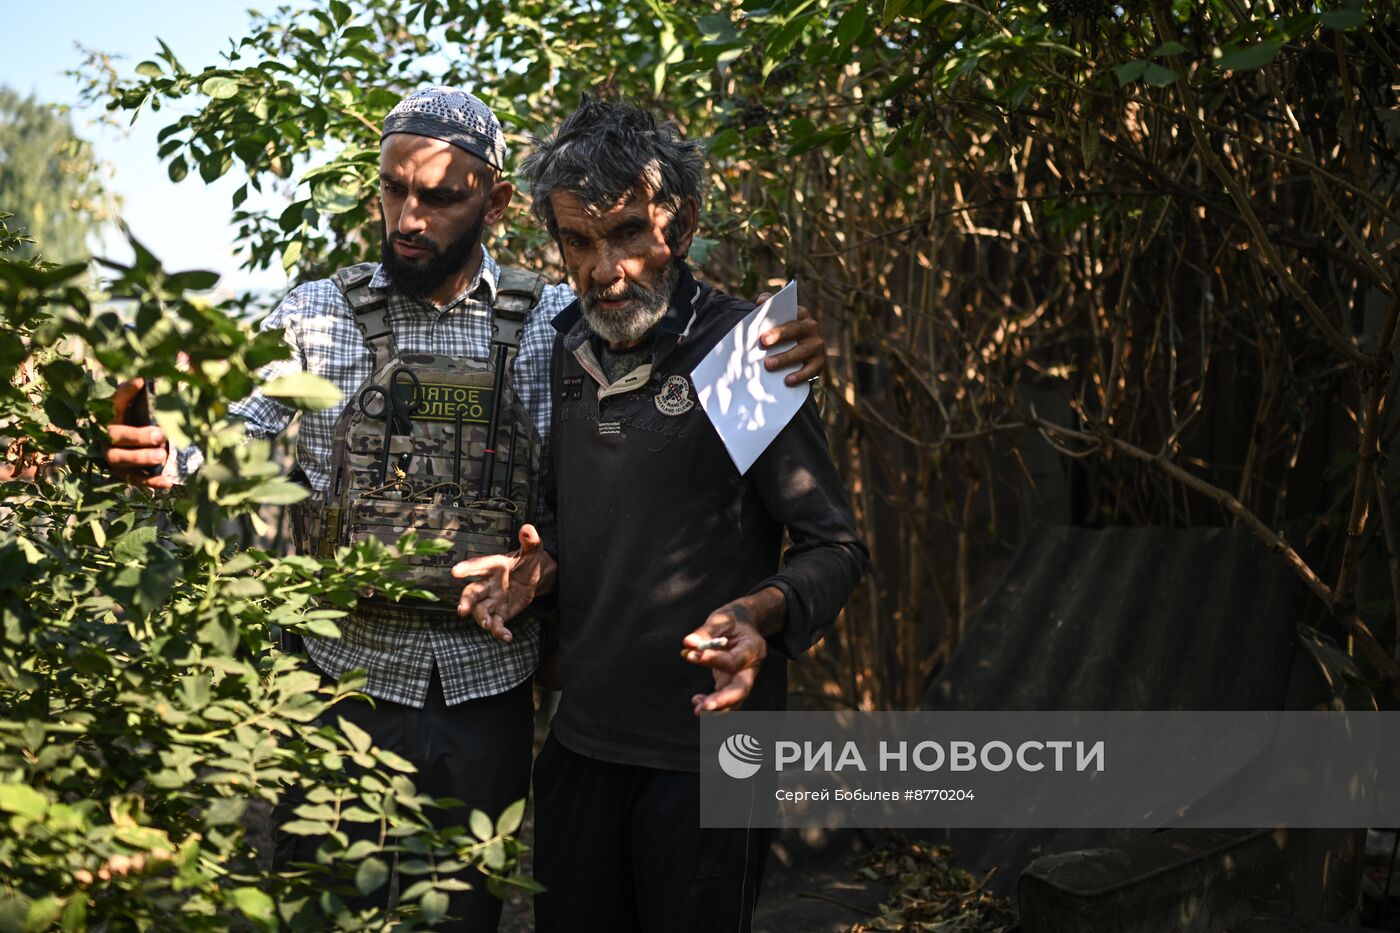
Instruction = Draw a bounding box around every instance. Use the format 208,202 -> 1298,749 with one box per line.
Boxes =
492,267 -> 545,347
331,263 -> 545,357
331,262 -> 396,372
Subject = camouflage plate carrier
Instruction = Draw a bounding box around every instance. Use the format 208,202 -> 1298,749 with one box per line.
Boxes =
292,263 -> 543,615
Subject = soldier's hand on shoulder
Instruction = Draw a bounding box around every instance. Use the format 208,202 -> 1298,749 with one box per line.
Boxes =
754,296 -> 825,386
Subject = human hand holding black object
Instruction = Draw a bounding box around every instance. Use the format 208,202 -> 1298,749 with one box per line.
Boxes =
452,523 -> 557,643
104,378 -> 171,489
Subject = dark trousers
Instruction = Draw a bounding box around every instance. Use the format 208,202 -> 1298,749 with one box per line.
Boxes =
276,669 -> 534,932
532,732 -> 772,933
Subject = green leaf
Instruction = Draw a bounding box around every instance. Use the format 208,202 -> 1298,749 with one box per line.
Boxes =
495,798 -> 525,836
152,404 -> 192,452
342,839 -> 379,861
762,12 -> 816,81
882,0 -> 915,25
1321,6 -> 1365,28
249,479 -> 310,506
1143,63 -> 1179,86
1114,60 -> 1149,85
199,151 -> 234,183
206,797 -> 247,826
716,46 -> 745,68
1215,39 -> 1283,71
302,617 -> 344,638
278,200 -> 309,232
835,3 -> 867,44
788,125 -> 855,156
25,896 -> 63,930
135,61 -> 164,78
220,553 -> 258,575
0,783 -> 47,820
111,525 -> 159,562
1150,41 -> 1186,58
339,716 -> 373,754
470,808 -> 494,841
419,889 -> 449,923
224,578 -> 268,597
155,36 -> 183,71
482,838 -> 506,870
166,269 -> 220,291
0,331 -> 25,368
60,896 -> 86,931
231,886 -> 276,928
261,372 -> 343,410
195,616 -> 239,654
181,673 -> 211,710
503,874 -> 547,894
201,76 -> 240,99
281,239 -> 303,274
355,857 -> 390,895
375,748 -> 417,773
311,177 -> 360,215
168,156 -> 188,183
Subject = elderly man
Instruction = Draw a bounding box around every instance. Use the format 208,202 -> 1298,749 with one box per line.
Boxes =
101,87 -> 828,930
454,97 -> 867,933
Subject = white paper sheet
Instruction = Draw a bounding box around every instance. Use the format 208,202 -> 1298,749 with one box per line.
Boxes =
692,280 -> 809,475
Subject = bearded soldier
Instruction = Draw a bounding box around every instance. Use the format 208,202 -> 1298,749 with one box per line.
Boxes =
101,87 -> 827,930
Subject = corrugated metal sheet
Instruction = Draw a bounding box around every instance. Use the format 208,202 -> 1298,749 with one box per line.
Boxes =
921,525 -> 1305,712
917,525 -> 1316,894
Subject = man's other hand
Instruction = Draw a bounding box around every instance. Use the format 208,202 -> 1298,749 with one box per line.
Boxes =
682,596 -> 771,715
756,295 -> 825,386
452,523 -> 557,643
104,378 -> 172,490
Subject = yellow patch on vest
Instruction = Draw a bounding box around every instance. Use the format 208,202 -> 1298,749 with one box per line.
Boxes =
411,383 -> 495,423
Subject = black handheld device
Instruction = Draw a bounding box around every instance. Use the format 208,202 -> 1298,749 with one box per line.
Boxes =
119,379 -> 165,478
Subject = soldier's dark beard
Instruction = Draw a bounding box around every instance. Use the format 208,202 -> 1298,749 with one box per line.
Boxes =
380,208 -> 485,299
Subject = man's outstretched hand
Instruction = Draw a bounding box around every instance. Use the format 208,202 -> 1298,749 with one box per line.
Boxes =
757,296 -> 825,386
681,592 -> 780,715
452,523 -> 557,643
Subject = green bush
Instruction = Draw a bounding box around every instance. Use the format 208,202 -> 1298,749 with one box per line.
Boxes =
0,216 -> 533,930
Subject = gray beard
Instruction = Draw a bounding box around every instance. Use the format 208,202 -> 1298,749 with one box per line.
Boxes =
581,261 -> 679,348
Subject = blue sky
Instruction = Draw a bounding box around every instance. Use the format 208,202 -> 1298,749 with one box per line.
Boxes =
3,2 -> 286,296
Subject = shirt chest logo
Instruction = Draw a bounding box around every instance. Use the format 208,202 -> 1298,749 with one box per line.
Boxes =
654,374 -> 695,416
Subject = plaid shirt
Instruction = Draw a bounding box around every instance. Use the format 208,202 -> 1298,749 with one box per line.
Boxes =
175,247 -> 574,707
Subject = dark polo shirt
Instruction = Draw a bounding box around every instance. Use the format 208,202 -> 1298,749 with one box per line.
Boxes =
543,265 -> 868,772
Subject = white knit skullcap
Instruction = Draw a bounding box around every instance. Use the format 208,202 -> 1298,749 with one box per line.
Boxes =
382,86 -> 506,170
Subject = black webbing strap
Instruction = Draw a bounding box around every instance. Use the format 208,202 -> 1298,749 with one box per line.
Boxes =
331,262 -> 396,372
